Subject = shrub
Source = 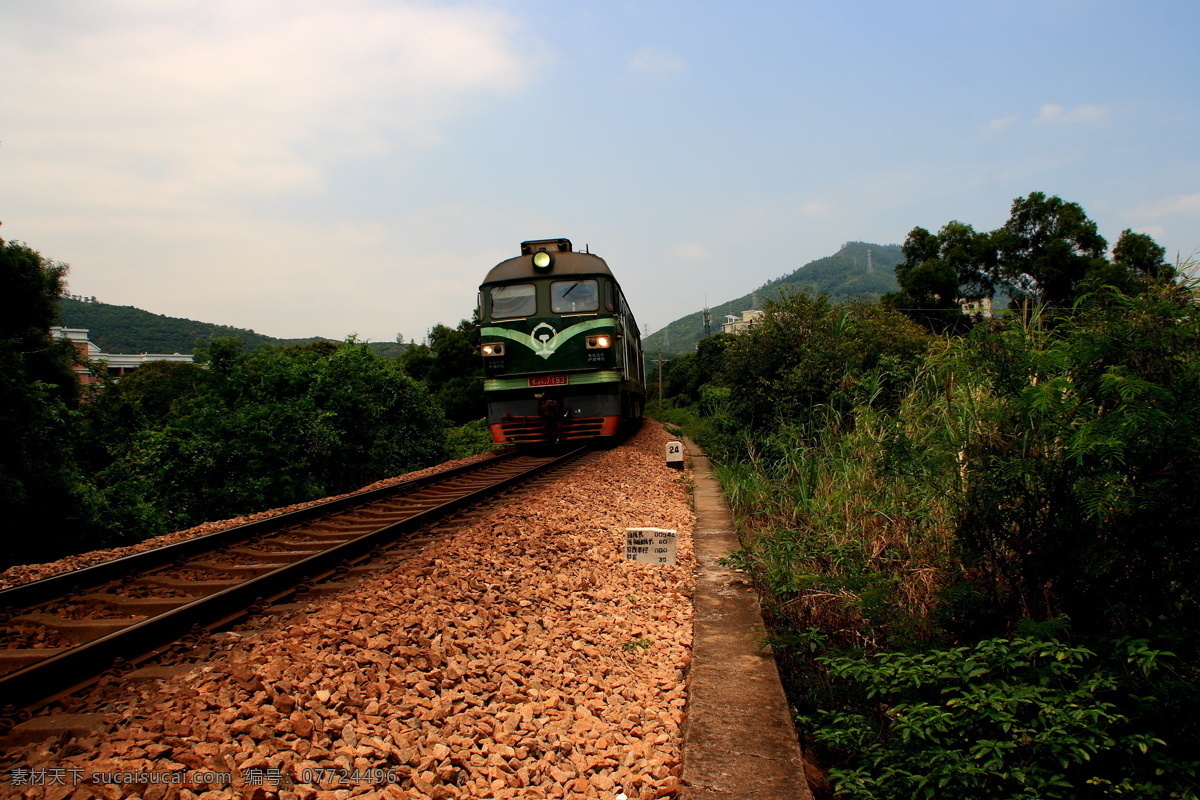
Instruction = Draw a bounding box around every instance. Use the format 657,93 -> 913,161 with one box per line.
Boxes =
93,339 -> 447,535
718,292 -> 929,438
809,636 -> 1195,799
443,418 -> 498,460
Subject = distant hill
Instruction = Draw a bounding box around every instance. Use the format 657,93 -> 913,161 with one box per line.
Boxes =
643,241 -> 902,355
55,298 -> 406,359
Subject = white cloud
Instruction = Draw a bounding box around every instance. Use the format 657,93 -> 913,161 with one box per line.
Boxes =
800,201 -> 834,216
0,1 -> 544,338
2,1 -> 538,208
671,242 -> 711,260
627,46 -> 685,77
1130,193 -> 1200,219
986,114 -> 1018,132
1035,103 -> 1110,125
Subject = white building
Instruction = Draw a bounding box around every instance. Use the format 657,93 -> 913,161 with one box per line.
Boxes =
720,309 -> 764,334
959,297 -> 995,319
51,327 -> 193,384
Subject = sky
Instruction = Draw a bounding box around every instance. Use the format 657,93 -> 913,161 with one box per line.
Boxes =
3,0 -> 1198,344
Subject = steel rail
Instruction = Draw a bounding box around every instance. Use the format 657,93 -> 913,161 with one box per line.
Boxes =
0,446 -> 587,712
0,450 -> 518,613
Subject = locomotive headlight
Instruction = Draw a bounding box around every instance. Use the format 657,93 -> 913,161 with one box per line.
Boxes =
586,334 -> 612,349
481,342 -> 505,356
532,251 -> 554,272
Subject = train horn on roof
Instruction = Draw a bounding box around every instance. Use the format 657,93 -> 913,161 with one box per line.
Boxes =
520,238 -> 573,255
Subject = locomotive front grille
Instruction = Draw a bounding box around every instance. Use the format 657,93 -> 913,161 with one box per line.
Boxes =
560,418 -> 606,440
494,418 -> 547,444
493,416 -> 614,444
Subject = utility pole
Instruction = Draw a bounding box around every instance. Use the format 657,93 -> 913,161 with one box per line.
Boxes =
649,350 -> 670,412
658,348 -> 665,410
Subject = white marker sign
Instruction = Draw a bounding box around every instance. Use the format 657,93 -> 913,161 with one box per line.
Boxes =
665,440 -> 684,469
625,528 -> 677,566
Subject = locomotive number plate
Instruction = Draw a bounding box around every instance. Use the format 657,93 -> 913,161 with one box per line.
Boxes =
528,375 -> 568,387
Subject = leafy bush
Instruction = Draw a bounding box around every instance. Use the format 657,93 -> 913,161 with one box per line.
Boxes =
89,339 -> 447,537
443,418 -> 498,460
809,636 -> 1194,799
0,239 -> 104,565
718,292 -> 930,438
398,319 -> 484,425
957,284 -> 1200,647
703,275 -> 1200,797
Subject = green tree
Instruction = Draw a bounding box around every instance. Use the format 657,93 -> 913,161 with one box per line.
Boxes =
74,360 -> 211,479
993,192 -> 1110,307
95,339 -> 447,535
399,319 -> 484,425
398,341 -> 435,382
0,239 -> 99,565
959,284 -> 1200,647
0,239 -> 78,403
1112,228 -> 1175,283
718,293 -> 929,437
888,222 -> 996,333
660,333 -> 736,405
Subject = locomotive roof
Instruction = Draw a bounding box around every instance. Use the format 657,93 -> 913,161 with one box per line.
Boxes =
482,251 -> 614,284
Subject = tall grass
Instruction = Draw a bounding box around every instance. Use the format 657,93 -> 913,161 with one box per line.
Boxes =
716,345 -> 987,654
708,282 -> 1200,797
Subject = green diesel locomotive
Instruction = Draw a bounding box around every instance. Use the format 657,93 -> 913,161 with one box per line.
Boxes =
478,238 -> 646,445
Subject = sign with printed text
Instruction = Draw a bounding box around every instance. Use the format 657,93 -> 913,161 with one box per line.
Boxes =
625,528 -> 677,566
528,375 -> 569,387
665,440 -> 684,469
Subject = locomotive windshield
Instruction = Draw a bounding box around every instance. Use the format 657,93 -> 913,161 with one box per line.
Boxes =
551,279 -> 599,314
490,284 -> 536,319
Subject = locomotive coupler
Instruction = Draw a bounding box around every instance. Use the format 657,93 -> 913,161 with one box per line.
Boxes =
536,393 -> 569,445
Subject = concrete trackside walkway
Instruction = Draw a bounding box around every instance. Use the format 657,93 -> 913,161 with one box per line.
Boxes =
680,438 -> 813,800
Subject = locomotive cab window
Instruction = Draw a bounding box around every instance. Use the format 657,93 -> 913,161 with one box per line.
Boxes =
551,280 -> 599,314
490,284 -> 536,319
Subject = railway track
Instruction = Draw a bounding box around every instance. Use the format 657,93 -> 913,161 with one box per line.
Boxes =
0,447 -> 588,723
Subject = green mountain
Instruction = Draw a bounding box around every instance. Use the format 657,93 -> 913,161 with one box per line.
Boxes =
56,298 -> 407,359
643,241 -> 902,355
58,240 -> 900,361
